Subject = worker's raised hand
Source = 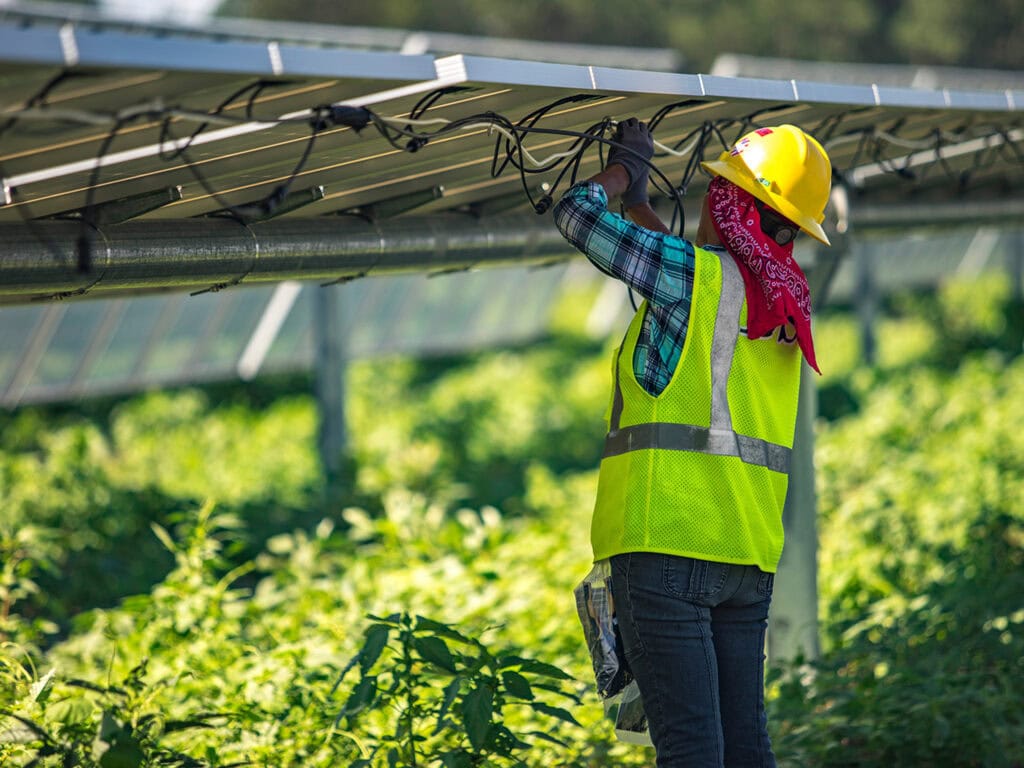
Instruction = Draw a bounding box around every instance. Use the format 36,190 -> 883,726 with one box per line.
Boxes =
607,118 -> 654,208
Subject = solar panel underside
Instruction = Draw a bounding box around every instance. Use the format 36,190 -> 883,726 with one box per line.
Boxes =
1,23 -> 1021,226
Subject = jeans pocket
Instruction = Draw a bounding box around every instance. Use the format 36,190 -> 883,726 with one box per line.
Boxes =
757,570 -> 775,598
662,556 -> 728,601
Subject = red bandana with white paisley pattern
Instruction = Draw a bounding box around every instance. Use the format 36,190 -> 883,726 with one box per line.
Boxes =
707,175 -> 819,374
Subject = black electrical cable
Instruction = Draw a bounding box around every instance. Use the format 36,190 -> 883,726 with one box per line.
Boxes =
929,128 -> 975,191
811,109 -> 866,147
408,86 -> 472,121
78,113 -> 131,273
647,100 -> 708,134
172,115 -> 324,225
157,79 -> 293,163
996,128 -> 1024,164
341,102 -> 687,221
0,70 -> 86,138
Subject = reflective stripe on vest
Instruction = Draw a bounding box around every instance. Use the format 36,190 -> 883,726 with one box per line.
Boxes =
602,251 -> 792,474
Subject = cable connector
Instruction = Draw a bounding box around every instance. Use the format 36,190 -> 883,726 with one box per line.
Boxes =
533,194 -> 553,215
314,105 -> 373,132
406,137 -> 428,153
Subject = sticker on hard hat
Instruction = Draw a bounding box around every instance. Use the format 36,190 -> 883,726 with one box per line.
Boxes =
731,127 -> 775,156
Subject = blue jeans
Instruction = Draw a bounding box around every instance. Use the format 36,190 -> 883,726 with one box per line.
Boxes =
610,552 -> 776,768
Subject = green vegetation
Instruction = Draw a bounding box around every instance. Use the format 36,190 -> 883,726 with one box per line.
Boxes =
2,275 -> 1023,766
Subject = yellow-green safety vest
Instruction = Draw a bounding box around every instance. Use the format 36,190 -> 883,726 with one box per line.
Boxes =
591,246 -> 802,573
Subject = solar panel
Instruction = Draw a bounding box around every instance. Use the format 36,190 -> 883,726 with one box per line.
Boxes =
0,263 -> 569,407
0,15 -> 1022,406
2,23 -> 1020,237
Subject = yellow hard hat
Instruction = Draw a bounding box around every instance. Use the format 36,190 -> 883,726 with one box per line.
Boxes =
701,125 -> 833,246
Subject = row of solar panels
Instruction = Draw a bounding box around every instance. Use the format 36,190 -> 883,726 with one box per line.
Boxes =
2,17 -> 1021,229
0,262 -> 569,407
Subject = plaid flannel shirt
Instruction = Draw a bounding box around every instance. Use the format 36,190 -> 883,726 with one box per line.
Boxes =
553,181 -> 697,396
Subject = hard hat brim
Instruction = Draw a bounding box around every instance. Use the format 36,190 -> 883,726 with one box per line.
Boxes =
701,159 -> 832,246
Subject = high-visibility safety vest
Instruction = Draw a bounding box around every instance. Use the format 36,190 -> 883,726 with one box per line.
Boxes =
591,246 -> 802,573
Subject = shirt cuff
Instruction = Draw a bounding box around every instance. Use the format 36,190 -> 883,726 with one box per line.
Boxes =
573,180 -> 608,208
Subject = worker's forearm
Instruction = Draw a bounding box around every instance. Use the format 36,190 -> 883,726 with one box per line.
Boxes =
588,164 -> 671,235
587,164 -> 631,200
625,202 -> 671,234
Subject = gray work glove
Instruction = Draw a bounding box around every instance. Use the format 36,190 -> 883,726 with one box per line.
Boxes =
607,118 -> 654,208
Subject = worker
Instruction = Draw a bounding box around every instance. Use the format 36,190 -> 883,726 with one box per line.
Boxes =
553,119 -> 832,767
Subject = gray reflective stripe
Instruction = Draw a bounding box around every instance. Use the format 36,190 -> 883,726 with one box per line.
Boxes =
604,250 -> 789,473
610,342 -> 626,431
709,252 -> 745,431
602,423 -> 791,473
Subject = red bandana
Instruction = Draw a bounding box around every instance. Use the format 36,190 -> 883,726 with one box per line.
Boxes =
706,175 -> 819,374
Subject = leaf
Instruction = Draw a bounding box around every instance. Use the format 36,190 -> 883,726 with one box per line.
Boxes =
488,723 -> 530,756
513,658 -> 574,680
501,670 -> 533,700
529,702 -> 581,727
414,616 -> 473,644
42,697 -> 95,726
440,749 -> 474,768
461,683 -> 494,751
29,668 -> 56,704
99,735 -> 145,768
435,677 -> 463,734
414,635 -> 457,673
359,624 -> 390,674
163,718 -> 221,733
150,522 -> 176,554
525,729 -> 569,747
343,676 -> 377,718
531,681 -> 582,703
67,678 -> 124,696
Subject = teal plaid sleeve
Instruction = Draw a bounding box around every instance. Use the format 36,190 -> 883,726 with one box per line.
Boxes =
553,182 -> 696,396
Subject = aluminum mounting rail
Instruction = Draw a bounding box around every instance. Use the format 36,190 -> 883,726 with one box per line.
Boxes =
0,212 -> 573,304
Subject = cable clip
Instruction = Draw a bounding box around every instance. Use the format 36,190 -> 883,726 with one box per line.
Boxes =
315,105 -> 372,132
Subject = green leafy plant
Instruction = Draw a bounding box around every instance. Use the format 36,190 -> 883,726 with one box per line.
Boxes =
0,522 -> 60,650
335,612 -> 580,767
0,659 -> 246,768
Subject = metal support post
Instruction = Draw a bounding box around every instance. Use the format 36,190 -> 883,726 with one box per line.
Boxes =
313,283 -> 347,501
1013,229 -> 1024,304
770,361 -> 821,663
1011,229 -> 1024,354
856,243 -> 878,366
